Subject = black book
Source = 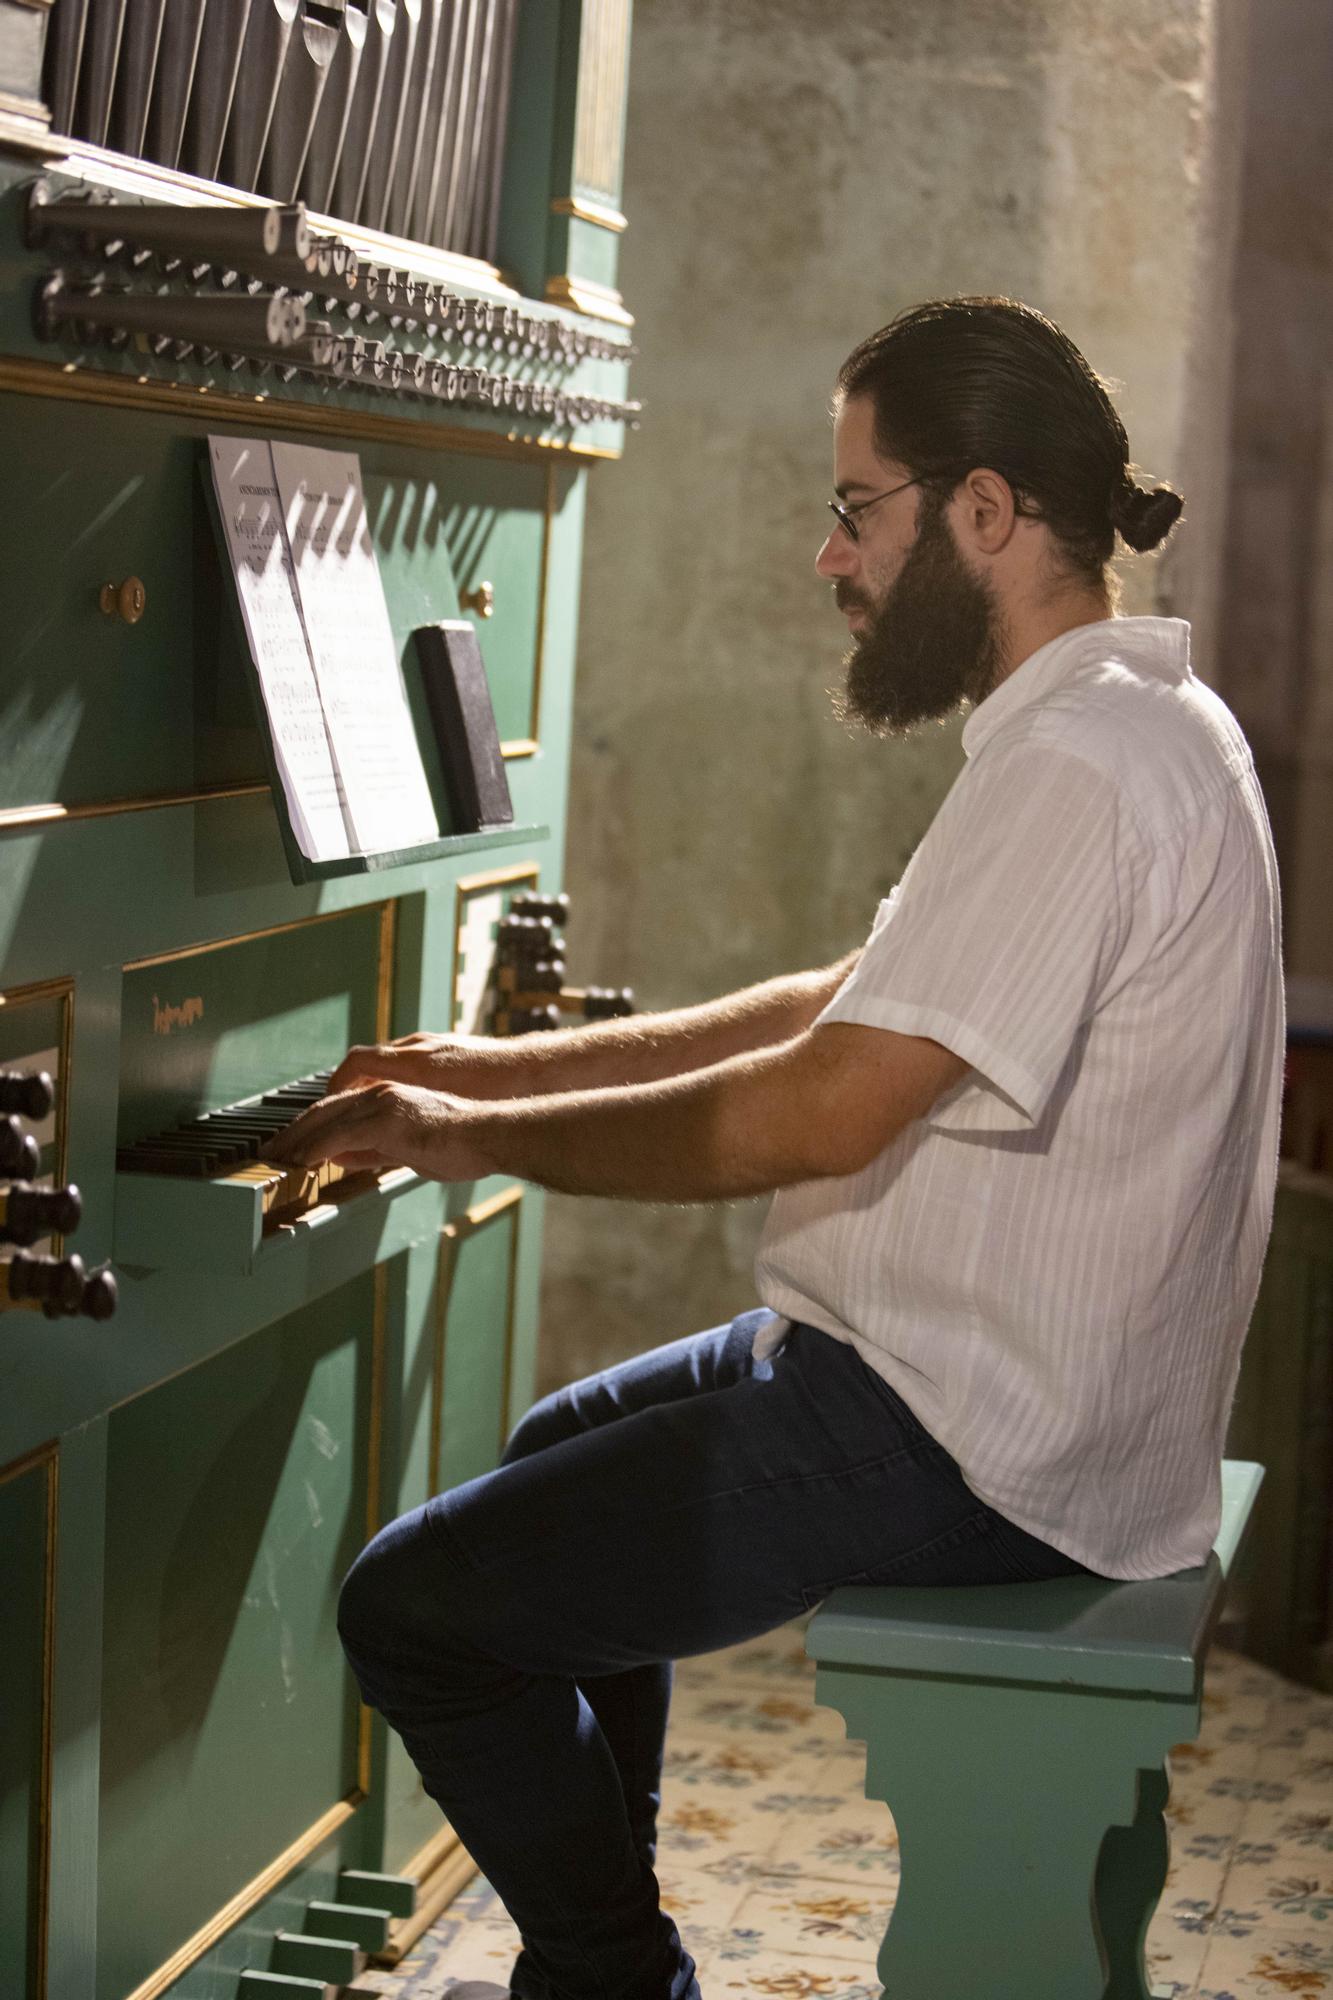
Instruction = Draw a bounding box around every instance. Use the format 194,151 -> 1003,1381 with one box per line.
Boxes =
413,620 -> 514,833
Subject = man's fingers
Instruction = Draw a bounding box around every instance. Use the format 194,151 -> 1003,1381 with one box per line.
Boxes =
328,1046 -> 413,1094
266,1085 -> 387,1164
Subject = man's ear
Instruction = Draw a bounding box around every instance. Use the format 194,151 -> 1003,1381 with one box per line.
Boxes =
952,467 -> 1018,556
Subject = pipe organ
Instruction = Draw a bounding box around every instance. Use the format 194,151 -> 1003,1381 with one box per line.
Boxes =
0,4 -> 636,1995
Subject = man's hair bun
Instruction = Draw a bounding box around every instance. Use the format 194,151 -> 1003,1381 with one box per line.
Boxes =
1111,481 -> 1184,553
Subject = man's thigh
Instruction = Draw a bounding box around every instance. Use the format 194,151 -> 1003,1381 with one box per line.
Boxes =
401,1312 -> 998,1677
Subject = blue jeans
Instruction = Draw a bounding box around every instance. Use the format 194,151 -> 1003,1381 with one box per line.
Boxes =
337,1309 -> 1090,2000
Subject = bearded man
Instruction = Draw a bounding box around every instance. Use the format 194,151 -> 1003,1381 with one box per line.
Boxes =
270,297 -> 1283,2000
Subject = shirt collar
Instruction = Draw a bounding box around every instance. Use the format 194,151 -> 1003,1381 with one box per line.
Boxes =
960,616 -> 1192,759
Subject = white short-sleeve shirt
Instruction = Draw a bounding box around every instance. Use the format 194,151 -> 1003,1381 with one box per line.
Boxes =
754,617 -> 1284,1579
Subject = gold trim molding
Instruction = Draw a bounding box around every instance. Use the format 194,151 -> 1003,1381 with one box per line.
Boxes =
551,194 -> 627,234
544,274 -> 634,329
0,358 -> 623,466
0,1440 -> 58,2000
0,780 -> 268,834
449,862 -> 541,1038
124,899 -> 392,976
123,1794 -> 364,2000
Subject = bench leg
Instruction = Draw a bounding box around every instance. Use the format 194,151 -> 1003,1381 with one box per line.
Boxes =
814,1668 -> 1195,2000
1094,1762 -> 1174,1999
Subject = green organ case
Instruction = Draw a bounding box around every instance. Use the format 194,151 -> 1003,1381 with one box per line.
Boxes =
0,4 -> 636,1995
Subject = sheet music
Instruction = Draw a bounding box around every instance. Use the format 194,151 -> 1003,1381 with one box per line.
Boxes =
208,437 -> 352,862
270,441 -> 439,856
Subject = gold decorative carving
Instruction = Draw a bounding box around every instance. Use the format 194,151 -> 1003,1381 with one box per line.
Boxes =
151,994 -> 204,1036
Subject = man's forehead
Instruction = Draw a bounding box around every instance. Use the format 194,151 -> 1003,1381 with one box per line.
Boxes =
833,395 -> 905,495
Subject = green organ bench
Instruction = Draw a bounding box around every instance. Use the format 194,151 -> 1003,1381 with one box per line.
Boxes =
805,1458 -> 1264,2000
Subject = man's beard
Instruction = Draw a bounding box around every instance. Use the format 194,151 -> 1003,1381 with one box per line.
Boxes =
831,493 -> 1007,736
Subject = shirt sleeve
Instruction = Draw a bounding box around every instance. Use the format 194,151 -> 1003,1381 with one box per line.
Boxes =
818,736 -> 1142,1131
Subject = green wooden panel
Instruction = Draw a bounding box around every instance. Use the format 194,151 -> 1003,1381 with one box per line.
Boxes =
438,1199 -> 521,1493
95,1271 -> 378,2000
0,1456 -> 50,2000
404,457 -> 548,750
116,903 -> 383,1145
0,393 -> 545,816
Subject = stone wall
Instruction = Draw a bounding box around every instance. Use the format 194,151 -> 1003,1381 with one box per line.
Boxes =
537,0 -> 1243,1393
1214,0 -> 1333,984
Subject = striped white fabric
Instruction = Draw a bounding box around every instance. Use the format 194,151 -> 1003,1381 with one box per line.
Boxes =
755,618 -> 1284,1579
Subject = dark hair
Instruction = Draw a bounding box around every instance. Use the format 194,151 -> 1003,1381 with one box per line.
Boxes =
836,297 -> 1184,585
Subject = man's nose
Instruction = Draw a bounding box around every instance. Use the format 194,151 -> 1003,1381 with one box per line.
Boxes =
816,527 -> 856,579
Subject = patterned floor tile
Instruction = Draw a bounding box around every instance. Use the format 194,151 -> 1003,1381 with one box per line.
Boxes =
726,1877 -> 893,1969
1196,1921 -> 1333,1997
765,1803 -> 901,1886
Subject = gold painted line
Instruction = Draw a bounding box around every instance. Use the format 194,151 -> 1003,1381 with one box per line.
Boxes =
0,781 -> 269,832
0,974 -> 74,1013
429,1229 -> 453,1494
500,737 -> 539,761
530,462 -> 555,747
550,194 -> 627,233
0,1438 -> 59,1487
375,900 -> 397,1045
499,1190 -> 523,1451
454,861 -> 542,898
36,1448 -> 57,2000
359,1260 -> 389,1798
124,901 -> 380,973
122,1792 -> 364,2000
0,359 -> 623,464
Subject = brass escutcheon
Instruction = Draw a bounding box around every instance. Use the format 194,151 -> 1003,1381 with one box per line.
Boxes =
99,577 -> 146,624
460,580 -> 495,619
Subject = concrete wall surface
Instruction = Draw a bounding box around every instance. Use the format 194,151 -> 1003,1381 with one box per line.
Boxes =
538,0 -> 1238,1392
1214,0 -> 1333,984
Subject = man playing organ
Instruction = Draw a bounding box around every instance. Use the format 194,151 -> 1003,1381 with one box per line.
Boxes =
270,296 -> 1284,2000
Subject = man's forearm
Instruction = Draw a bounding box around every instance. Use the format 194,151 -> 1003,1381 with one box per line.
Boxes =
482,954 -> 859,1096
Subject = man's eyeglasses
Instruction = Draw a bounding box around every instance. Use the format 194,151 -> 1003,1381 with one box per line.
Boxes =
827,476 -> 922,543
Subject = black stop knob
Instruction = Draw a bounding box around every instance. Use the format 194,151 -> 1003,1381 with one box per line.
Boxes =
0,1117 -> 41,1180
0,1070 -> 54,1120
0,1181 -> 82,1246
80,1267 -> 118,1321
7,1249 -> 86,1314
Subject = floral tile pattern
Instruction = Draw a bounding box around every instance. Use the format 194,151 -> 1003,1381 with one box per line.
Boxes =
363,1626 -> 1333,1999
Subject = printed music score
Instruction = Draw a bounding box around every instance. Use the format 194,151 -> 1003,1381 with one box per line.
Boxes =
208,436 -> 437,862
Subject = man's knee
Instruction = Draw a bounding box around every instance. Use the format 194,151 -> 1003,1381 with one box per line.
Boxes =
500,1385 -> 580,1465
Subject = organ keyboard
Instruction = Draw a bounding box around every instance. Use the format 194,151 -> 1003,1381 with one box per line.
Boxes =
116,1068 -> 369,1217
